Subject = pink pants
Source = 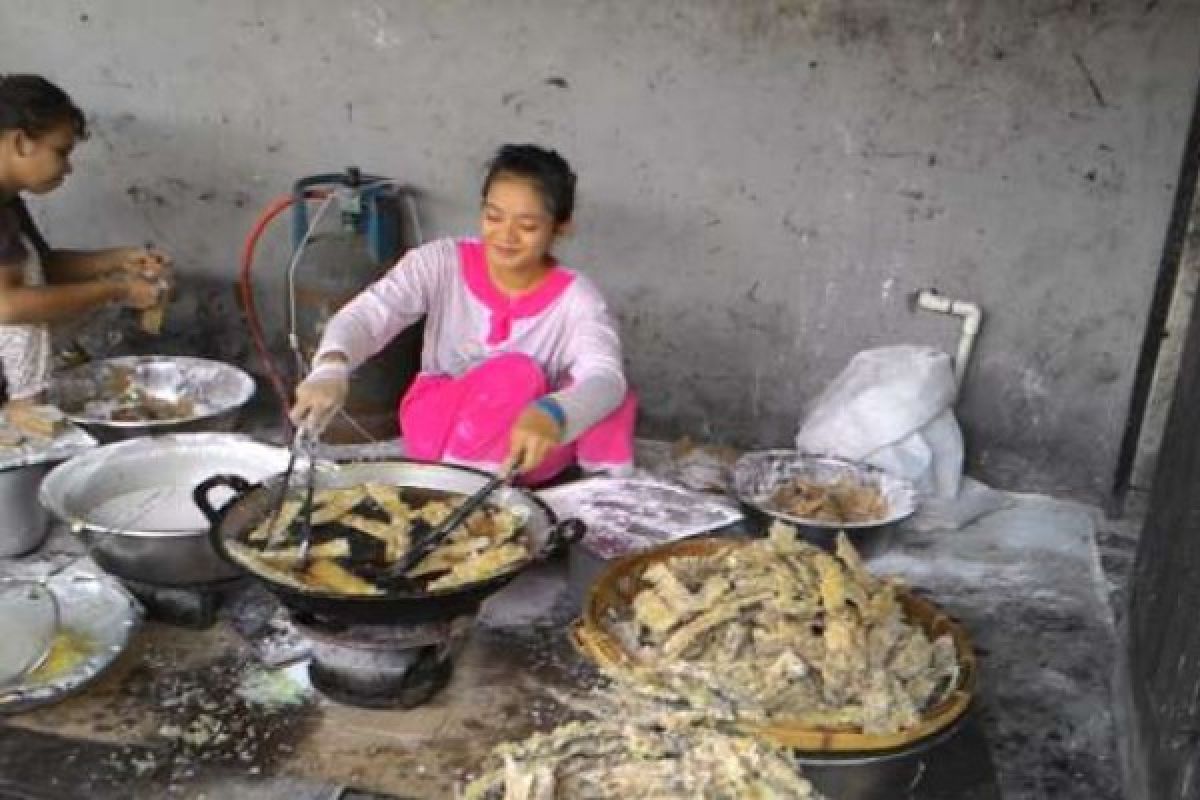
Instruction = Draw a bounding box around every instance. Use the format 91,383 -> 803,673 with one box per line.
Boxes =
399,353 -> 637,486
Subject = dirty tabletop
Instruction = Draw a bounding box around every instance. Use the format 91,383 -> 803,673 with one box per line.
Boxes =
0,565 -> 596,799
0,528 -> 1005,799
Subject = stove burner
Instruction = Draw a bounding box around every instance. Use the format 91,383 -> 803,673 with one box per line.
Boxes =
293,615 -> 473,709
308,646 -> 452,709
120,579 -> 241,629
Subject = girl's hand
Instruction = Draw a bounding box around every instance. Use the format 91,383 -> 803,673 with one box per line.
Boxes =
290,360 -> 350,434
117,248 -> 171,279
113,273 -> 162,310
506,404 -> 564,474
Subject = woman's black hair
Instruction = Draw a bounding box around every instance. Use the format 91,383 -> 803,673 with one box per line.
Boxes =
483,144 -> 576,224
0,74 -> 88,139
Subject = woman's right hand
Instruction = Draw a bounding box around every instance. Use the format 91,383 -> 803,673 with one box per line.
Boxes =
290,361 -> 350,434
114,274 -> 162,310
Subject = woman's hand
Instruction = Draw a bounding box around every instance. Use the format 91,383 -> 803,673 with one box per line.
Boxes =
506,403 -> 564,474
290,360 -> 350,434
110,273 -> 163,310
115,248 -> 171,279
106,248 -> 171,310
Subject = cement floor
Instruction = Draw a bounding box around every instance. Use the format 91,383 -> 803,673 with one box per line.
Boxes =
874,494 -> 1125,800
0,424 -> 1128,798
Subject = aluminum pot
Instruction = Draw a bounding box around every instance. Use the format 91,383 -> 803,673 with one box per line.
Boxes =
794,711 -> 970,800
39,434 -> 290,586
0,463 -> 53,557
49,355 -> 256,444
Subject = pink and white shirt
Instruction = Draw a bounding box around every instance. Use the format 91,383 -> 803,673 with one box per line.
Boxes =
315,237 -> 627,442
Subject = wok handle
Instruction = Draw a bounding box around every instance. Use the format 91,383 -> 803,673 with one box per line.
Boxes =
535,517 -> 586,561
192,474 -> 253,529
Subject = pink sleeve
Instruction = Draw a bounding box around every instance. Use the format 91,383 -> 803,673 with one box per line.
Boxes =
313,238 -> 451,370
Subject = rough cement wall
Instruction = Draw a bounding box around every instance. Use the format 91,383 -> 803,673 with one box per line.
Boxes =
1,0 -> 1197,498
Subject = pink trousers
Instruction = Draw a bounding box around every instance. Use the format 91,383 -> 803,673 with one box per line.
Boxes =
399,353 -> 637,486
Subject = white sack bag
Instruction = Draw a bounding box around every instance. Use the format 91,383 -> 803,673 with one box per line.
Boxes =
795,346 -> 961,498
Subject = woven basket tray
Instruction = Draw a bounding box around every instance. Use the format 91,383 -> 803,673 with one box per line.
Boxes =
571,536 -> 977,752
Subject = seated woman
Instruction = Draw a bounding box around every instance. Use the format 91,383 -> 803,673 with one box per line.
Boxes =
290,144 -> 636,484
0,74 -> 167,402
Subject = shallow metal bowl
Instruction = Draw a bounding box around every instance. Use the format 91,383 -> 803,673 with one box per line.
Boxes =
733,450 -> 917,556
0,567 -> 141,714
50,355 -> 256,443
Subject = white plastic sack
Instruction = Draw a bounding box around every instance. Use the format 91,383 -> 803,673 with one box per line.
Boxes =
862,409 -> 963,499
796,346 -> 960,497
795,345 -> 1004,530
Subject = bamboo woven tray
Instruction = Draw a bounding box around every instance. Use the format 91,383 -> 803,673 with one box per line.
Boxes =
571,536 -> 977,752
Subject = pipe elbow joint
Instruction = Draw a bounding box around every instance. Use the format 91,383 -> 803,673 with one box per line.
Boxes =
951,301 -> 983,334
915,289 -> 952,314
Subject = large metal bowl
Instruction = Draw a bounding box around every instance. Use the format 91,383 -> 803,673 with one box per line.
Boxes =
733,450 -> 917,557
49,355 -> 256,443
39,434 -> 290,587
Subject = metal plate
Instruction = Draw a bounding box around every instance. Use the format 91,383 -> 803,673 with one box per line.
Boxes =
538,476 -> 743,559
0,566 -> 141,714
50,355 -> 255,433
734,450 -> 918,529
0,415 -> 94,472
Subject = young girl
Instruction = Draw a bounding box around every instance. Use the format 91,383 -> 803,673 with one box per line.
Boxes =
291,144 -> 637,484
0,74 -> 167,402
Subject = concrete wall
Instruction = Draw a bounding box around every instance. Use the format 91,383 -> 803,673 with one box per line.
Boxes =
2,0 -> 1198,499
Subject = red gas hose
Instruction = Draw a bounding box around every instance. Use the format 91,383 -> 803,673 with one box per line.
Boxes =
239,189 -> 330,430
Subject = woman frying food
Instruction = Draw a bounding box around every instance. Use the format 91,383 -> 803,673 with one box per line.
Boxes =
290,144 -> 637,484
0,75 -> 168,403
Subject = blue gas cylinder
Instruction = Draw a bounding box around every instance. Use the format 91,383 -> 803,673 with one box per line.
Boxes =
289,170 -> 423,443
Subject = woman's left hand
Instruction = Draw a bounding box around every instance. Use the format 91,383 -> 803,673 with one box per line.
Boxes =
506,405 -> 564,474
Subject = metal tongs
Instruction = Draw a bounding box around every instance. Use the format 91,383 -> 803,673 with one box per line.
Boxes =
265,427 -> 319,565
372,461 -> 521,590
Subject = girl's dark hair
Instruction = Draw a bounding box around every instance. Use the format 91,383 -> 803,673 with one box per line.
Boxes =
0,74 -> 88,138
483,144 -> 576,224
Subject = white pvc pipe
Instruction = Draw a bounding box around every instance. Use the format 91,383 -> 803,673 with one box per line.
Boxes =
914,289 -> 983,385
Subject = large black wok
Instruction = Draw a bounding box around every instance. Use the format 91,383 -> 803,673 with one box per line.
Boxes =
194,459 -> 584,626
